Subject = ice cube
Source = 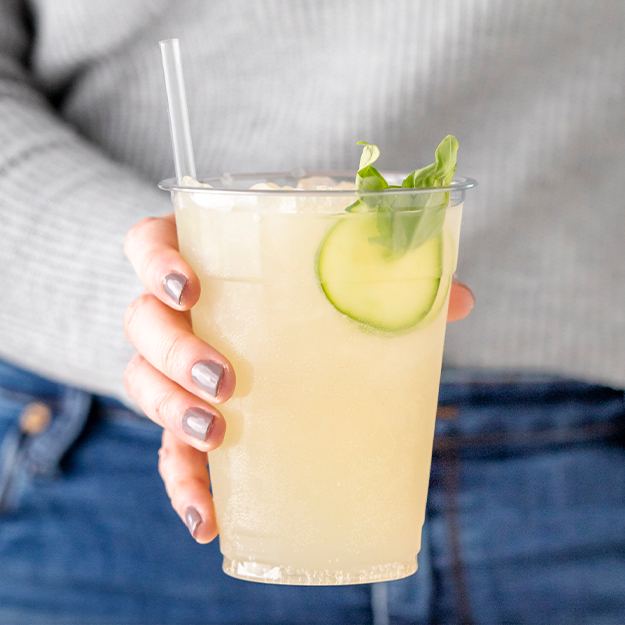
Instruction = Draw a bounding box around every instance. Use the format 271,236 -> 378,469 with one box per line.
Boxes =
296,176 -> 337,190
334,180 -> 356,190
249,182 -> 282,190
249,182 -> 298,212
181,175 -> 212,189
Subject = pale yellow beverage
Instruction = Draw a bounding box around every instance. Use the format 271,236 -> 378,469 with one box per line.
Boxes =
163,171 -> 472,585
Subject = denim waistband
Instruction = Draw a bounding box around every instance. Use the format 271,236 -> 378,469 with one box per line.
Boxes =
0,359 -> 65,399
435,368 -> 624,452
0,359 -> 623,441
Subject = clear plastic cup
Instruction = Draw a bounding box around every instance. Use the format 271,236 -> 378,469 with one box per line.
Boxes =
159,172 -> 475,585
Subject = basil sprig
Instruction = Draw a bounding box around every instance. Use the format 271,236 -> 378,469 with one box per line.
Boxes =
348,135 -> 459,255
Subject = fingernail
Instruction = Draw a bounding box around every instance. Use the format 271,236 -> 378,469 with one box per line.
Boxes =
182,407 -> 215,442
458,282 -> 476,306
163,272 -> 187,305
185,506 -> 202,539
191,360 -> 224,398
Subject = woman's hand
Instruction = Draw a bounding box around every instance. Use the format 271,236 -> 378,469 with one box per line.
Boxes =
123,214 -> 474,543
123,214 -> 236,543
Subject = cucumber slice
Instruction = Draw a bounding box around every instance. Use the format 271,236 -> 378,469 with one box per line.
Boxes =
418,274 -> 451,327
316,214 -> 445,331
415,230 -> 458,326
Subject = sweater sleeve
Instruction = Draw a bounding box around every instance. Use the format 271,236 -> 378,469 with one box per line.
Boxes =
0,1 -> 171,398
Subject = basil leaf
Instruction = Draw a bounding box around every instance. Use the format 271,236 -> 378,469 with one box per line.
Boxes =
352,135 -> 459,255
357,140 -> 381,170
355,141 -> 389,212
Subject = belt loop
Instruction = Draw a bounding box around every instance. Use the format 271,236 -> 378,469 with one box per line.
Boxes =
24,388 -> 91,476
0,424 -> 24,511
437,405 -> 460,420
371,582 -> 390,625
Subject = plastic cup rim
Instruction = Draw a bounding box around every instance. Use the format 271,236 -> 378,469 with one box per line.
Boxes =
158,171 -> 477,197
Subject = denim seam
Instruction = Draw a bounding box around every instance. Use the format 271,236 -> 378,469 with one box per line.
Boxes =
441,451 -> 475,625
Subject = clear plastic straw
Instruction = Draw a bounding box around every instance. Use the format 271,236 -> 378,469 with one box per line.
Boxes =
159,38 -> 197,183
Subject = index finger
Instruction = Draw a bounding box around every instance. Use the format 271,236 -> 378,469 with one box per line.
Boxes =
124,214 -> 200,310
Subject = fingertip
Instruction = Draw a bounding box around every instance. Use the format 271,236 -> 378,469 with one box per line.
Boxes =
161,269 -> 200,310
180,406 -> 226,452
162,272 -> 187,306
184,504 -> 218,544
191,357 -> 237,405
206,412 -> 227,451
194,524 -> 219,544
456,281 -> 475,307
448,280 -> 475,322
215,361 -> 237,403
177,272 -> 201,309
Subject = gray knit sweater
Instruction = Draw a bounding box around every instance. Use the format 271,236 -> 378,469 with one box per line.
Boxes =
1,0 -> 624,397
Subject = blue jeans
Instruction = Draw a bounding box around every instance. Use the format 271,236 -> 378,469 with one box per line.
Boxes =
0,358 -> 624,625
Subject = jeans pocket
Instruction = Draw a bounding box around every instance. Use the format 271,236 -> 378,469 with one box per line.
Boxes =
0,385 -> 90,514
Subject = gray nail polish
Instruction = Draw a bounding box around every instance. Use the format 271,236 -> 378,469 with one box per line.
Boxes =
191,360 -> 224,397
185,506 -> 202,538
163,272 -> 187,305
182,407 -> 214,441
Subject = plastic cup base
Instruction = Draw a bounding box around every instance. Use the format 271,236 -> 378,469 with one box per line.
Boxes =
222,557 -> 418,586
